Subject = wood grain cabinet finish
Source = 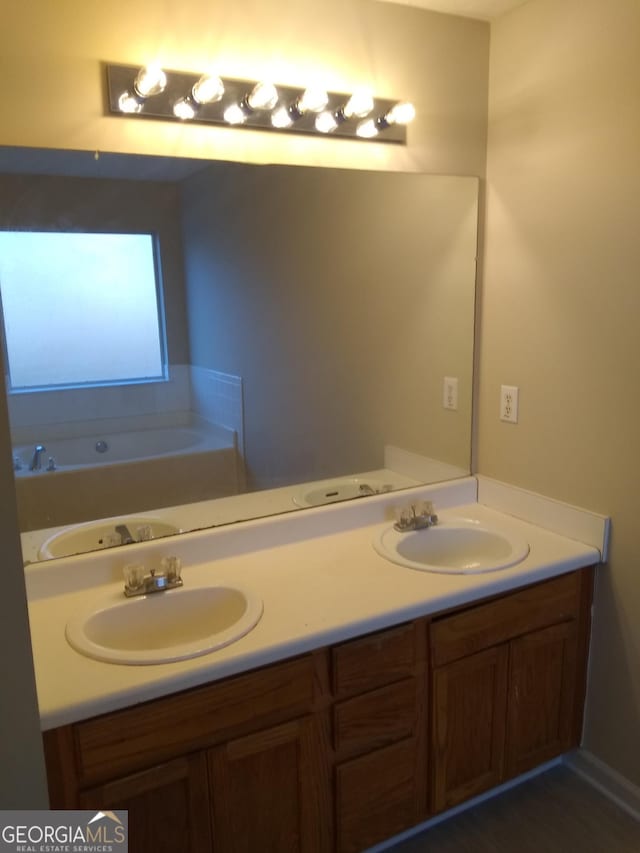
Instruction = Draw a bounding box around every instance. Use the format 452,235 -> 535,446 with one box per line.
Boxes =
431,645 -> 509,811
79,754 -> 212,853
43,569 -> 594,852
429,568 -> 593,814
336,738 -> 423,853
209,716 -> 330,853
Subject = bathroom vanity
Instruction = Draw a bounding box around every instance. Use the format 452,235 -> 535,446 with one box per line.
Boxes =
30,478 -> 606,853
43,567 -> 593,852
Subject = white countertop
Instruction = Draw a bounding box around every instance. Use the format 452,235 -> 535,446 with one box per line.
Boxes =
25,477 -> 604,730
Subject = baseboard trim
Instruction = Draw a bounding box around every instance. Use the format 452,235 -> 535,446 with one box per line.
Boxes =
564,749 -> 640,823
369,757 -> 563,852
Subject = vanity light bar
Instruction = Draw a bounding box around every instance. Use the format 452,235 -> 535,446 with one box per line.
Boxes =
106,63 -> 411,144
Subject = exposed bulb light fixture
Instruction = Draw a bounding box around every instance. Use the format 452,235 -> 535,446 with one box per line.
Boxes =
192,74 -> 225,105
385,101 -> 416,125
315,89 -> 374,134
355,118 -> 379,139
245,81 -> 279,111
173,73 -> 225,120
118,91 -> 144,114
108,63 -> 412,144
225,81 -> 278,126
271,106 -> 294,129
340,90 -> 374,119
271,85 -> 329,129
117,63 -> 167,115
355,100 -> 416,139
133,64 -> 167,98
297,86 -> 329,114
315,110 -> 339,134
223,102 -> 248,125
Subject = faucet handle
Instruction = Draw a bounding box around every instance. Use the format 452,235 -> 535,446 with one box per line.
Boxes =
161,556 -> 182,583
394,506 -> 414,530
123,562 -> 145,593
417,500 -> 438,524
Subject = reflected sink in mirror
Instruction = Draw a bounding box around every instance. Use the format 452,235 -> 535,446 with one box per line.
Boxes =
38,517 -> 181,561
292,478 -> 392,507
373,517 -> 530,574
65,585 -> 263,665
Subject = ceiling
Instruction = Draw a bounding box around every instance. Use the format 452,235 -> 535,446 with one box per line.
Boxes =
377,0 -> 529,21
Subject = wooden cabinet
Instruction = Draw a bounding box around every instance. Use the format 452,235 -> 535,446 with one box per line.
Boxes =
44,655 -> 326,853
331,622 -> 427,852
79,754 -> 212,853
429,569 -> 593,813
432,645 -> 509,810
43,569 -> 594,852
505,620 -> 579,778
209,717 -> 329,853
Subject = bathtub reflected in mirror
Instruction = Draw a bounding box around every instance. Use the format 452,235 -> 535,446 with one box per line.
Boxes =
0,147 -> 479,561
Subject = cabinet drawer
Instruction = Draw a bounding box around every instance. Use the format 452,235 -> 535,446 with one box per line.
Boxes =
336,738 -> 423,853
74,655 -> 315,785
333,678 -> 417,756
430,572 -> 582,667
332,622 -> 417,697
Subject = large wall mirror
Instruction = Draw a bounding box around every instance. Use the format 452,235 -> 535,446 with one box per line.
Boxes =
0,146 -> 478,562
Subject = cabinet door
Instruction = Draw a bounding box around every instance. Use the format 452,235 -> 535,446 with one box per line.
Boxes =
336,737 -> 423,853
79,753 -> 212,853
208,716 -> 329,853
505,620 -> 578,778
431,645 -> 509,812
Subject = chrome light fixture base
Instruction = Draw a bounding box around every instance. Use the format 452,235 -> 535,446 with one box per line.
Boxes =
106,63 -> 409,144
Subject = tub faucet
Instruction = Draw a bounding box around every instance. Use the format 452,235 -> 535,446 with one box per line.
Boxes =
29,444 -> 47,471
115,524 -> 135,545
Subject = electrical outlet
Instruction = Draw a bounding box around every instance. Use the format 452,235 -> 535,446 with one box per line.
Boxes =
500,385 -> 519,423
443,376 -> 459,411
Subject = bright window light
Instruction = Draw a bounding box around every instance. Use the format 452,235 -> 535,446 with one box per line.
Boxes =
0,231 -> 167,391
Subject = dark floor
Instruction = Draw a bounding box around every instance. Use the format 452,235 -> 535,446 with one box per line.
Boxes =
381,764 -> 640,853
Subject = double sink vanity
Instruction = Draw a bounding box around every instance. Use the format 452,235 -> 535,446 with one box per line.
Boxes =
28,476 -> 607,852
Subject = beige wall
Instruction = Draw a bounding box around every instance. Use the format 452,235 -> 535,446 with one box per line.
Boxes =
181,163 -> 477,489
0,0 -> 490,803
479,0 -> 640,784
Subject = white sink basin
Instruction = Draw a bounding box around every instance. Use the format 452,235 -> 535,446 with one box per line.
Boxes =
293,478 -> 391,507
373,518 -> 529,574
65,585 -> 263,665
38,516 -> 180,560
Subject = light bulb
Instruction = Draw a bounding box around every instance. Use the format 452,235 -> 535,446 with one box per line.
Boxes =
118,91 -> 143,114
192,74 -> 224,105
271,106 -> 294,129
134,64 -> 167,98
385,101 -> 416,125
247,82 -> 278,111
298,86 -> 329,113
315,110 -> 338,133
356,118 -> 379,139
173,97 -> 197,120
343,90 -> 374,119
224,103 -> 248,125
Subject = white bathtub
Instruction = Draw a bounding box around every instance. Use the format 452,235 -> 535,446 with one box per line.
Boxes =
14,422 -> 243,533
14,424 -> 233,474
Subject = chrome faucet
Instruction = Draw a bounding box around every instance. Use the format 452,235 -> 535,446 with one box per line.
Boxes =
29,444 -> 47,471
123,557 -> 183,597
115,523 -> 135,544
393,500 -> 439,532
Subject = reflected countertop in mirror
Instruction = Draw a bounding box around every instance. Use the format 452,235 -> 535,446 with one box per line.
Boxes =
0,146 -> 478,561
